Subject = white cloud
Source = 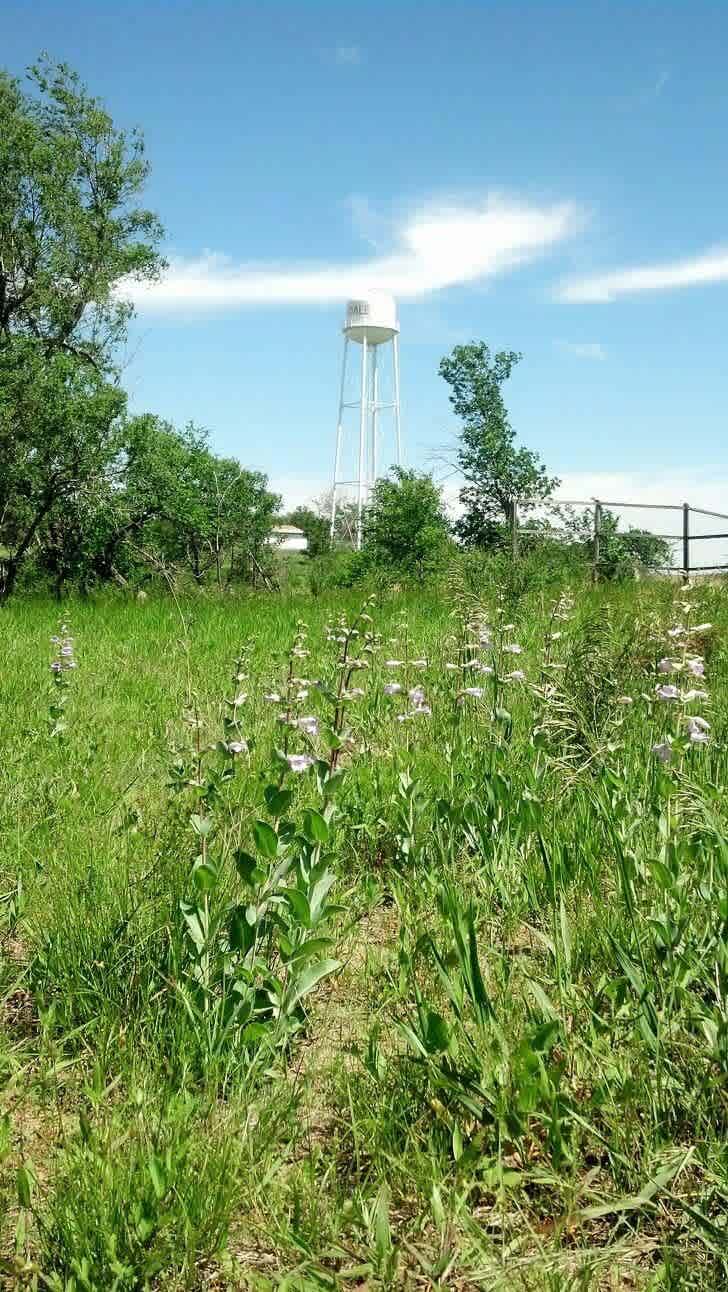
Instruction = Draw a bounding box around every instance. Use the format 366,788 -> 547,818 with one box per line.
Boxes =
124,195 -> 581,312
334,44 -> 362,65
557,246 -> 728,303
555,340 -> 607,360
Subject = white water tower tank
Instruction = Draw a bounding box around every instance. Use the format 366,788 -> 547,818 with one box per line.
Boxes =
344,291 -> 399,345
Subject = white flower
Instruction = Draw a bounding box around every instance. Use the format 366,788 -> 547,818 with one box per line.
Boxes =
414,704 -> 432,716
549,631 -> 562,641
408,687 -> 426,706
343,687 -> 365,699
692,623 -> 712,633
656,684 -> 680,701
687,658 -> 705,678
505,670 -> 526,682
286,753 -> 314,772
396,712 -> 413,723
295,689 -> 309,702
685,715 -> 710,733
411,658 -> 428,669
384,659 -> 403,668
227,740 -> 248,755
461,687 -> 484,698
667,626 -> 685,638
616,696 -> 634,706
296,715 -> 319,737
232,692 -> 247,707
652,739 -> 673,763
478,664 -> 495,676
445,663 -> 459,671
682,688 -> 708,701
383,683 -> 402,695
689,729 -> 709,745
657,658 -> 677,674
503,644 -> 523,655
263,692 -> 281,703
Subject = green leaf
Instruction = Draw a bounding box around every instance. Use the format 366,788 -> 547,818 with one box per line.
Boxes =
192,861 -> 218,893
303,809 -> 329,845
253,819 -> 278,859
234,850 -> 261,887
281,888 -> 311,926
190,814 -> 213,837
286,958 -> 340,1011
148,1153 -> 167,1200
264,785 -> 293,816
16,1166 -> 33,1209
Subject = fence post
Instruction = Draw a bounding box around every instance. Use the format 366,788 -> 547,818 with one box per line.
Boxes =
682,503 -> 690,581
593,500 -> 602,582
510,499 -> 519,560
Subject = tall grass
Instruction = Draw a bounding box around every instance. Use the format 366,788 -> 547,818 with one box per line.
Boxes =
0,577 -> 726,1288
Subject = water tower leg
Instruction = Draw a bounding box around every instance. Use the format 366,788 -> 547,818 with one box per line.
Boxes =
356,336 -> 368,551
393,333 -> 402,466
330,337 -> 349,540
371,347 -> 379,488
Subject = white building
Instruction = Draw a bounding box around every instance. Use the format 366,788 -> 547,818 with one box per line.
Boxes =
268,524 -> 308,553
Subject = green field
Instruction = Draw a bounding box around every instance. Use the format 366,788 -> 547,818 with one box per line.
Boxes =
1,578 -> 726,1289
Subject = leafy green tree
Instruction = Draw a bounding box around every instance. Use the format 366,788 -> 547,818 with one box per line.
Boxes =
564,507 -> 671,579
283,507 -> 331,559
0,340 -> 126,599
439,342 -> 558,547
361,467 -> 452,581
0,57 -> 163,599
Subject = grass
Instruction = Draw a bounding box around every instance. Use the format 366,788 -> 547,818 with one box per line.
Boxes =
0,573 -> 726,1289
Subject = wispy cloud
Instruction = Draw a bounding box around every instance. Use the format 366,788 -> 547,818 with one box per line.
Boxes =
555,340 -> 607,360
557,246 -> 728,303
125,195 -> 581,312
334,44 -> 362,65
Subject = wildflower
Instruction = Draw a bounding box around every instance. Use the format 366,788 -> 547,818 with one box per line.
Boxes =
408,687 -> 426,706
503,623 -> 515,632
692,622 -> 712,633
667,627 -> 685,638
549,631 -> 563,641
477,664 -> 495,676
689,728 -> 710,745
445,663 -> 459,671
411,659 -> 428,669
295,689 -> 309,701
296,716 -> 319,737
461,687 -> 485,698
396,712 -> 413,723
656,684 -> 680,701
687,658 -> 705,678
657,658 -> 677,674
505,670 -> 526,682
50,661 -> 62,674
383,682 -> 402,695
652,739 -> 673,763
227,740 -> 248,755
285,753 -> 314,773
384,659 -> 403,668
685,715 -> 710,734
232,693 -> 247,707
682,688 -> 708,701
343,687 -> 365,699
503,644 -> 523,655
616,696 -> 634,706
263,692 -> 281,703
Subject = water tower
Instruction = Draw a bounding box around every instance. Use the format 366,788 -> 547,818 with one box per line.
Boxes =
329,291 -> 402,549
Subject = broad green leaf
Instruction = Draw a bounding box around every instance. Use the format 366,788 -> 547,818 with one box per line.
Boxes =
253,819 -> 278,859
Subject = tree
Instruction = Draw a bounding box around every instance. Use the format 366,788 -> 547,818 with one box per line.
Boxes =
0,339 -> 126,599
311,490 -> 360,548
284,507 -> 331,559
0,57 -> 164,599
0,57 -> 163,367
361,468 -> 452,581
564,507 -> 671,579
439,342 -> 558,547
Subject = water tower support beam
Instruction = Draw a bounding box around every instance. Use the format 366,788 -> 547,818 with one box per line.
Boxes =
371,347 -> 379,486
330,337 -> 349,540
356,335 -> 368,550
393,333 -> 402,466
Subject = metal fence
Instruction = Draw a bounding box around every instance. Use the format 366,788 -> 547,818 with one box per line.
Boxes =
510,498 -> 728,578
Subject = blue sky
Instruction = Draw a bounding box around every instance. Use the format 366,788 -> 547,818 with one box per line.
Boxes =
3,1 -> 728,525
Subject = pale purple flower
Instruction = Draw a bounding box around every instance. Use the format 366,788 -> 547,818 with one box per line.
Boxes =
656,684 -> 680,701
685,716 -> 710,734
227,740 -> 248,755
263,692 -> 281,703
414,703 -> 432,716
682,688 -> 708,701
295,689 -> 309,702
505,670 -> 526,682
296,715 -> 319,737
652,739 -> 673,763
445,663 -> 459,671
383,682 -> 402,695
384,659 -> 403,668
50,661 -> 62,673
503,644 -> 523,655
667,627 -> 685,638
286,753 -> 314,773
411,658 -> 428,669
689,728 -> 710,745
657,658 -> 677,674
461,687 -> 485,698
687,658 -> 705,678
408,687 -> 426,706
616,696 -> 634,706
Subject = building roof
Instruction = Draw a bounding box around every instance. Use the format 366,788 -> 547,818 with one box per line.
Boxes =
271,524 -> 306,535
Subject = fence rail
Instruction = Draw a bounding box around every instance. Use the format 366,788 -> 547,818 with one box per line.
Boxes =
509,498 -> 728,578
